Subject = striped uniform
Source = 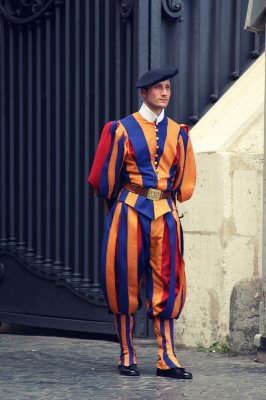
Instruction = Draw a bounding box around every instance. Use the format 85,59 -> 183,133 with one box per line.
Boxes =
89,111 -> 196,369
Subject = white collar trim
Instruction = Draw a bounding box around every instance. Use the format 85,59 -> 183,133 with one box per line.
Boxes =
139,102 -> 165,123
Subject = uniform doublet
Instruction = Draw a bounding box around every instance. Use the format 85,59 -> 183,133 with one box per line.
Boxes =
89,111 -> 196,320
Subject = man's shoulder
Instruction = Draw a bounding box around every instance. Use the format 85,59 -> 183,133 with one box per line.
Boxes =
167,117 -> 189,133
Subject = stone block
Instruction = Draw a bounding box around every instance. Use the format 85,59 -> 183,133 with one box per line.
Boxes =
230,277 -> 262,353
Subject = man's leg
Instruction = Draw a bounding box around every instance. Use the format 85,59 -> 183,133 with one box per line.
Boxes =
153,317 -> 183,369
115,314 -> 137,367
146,212 -> 192,379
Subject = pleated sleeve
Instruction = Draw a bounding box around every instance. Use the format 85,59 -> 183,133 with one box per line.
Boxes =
172,124 -> 196,203
88,120 -> 126,201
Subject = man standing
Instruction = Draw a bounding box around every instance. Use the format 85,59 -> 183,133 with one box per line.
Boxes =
88,68 -> 196,379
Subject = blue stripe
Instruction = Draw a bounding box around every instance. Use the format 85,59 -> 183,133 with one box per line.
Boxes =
117,204 -> 129,313
156,118 -> 168,167
120,115 -> 157,187
100,202 -> 118,306
134,194 -> 155,220
174,127 -> 189,195
138,213 -> 152,313
115,133 -> 125,178
160,213 -> 177,319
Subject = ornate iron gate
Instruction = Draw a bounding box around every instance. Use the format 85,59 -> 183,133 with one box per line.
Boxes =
0,0 -> 264,336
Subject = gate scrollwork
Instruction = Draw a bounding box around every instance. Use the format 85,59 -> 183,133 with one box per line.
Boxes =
162,0 -> 184,19
120,0 -> 134,19
0,0 -> 55,23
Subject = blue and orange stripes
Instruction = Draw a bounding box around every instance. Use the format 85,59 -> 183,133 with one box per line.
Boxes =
154,318 -> 184,369
101,203 -> 186,320
115,314 -> 137,366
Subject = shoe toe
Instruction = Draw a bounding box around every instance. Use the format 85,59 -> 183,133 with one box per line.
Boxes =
119,364 -> 140,376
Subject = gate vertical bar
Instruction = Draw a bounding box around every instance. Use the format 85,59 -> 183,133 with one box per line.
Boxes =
8,23 -> 16,246
25,24 -> 35,257
115,4 -> 121,118
92,0 -> 101,292
44,10 -> 53,267
0,17 -> 7,245
17,25 -> 26,250
63,0 -> 72,275
34,19 -> 44,264
83,0 -> 92,286
189,0 -> 200,124
211,0 -> 221,102
133,0 -> 149,110
150,0 -> 161,69
53,0 -> 63,271
232,0 -> 241,79
72,0 -> 82,284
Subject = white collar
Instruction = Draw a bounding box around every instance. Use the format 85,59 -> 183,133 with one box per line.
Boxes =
139,102 -> 165,123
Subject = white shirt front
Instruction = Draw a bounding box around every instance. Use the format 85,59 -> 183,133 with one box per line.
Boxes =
138,102 -> 165,123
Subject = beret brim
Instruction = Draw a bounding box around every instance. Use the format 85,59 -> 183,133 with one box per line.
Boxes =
136,67 -> 178,88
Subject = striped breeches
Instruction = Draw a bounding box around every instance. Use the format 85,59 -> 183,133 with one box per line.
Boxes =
101,201 -> 186,319
115,314 -> 184,369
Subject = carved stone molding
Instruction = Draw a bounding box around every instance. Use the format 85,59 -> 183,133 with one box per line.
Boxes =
162,0 -> 184,19
120,0 -> 134,19
0,0 -> 55,23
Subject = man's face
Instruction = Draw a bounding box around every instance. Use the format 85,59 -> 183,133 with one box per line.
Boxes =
141,79 -> 171,113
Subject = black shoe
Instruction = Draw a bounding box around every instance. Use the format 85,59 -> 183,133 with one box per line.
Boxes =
156,367 -> 193,379
118,364 -> 140,376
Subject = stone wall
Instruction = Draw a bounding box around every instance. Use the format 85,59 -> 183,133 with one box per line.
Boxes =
175,54 -> 264,351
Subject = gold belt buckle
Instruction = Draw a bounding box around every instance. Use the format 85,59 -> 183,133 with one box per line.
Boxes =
147,188 -> 162,201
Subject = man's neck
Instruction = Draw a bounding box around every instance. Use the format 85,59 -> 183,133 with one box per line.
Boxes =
138,103 -> 165,123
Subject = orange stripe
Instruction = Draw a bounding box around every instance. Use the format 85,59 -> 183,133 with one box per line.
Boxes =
129,315 -> 137,364
154,318 -> 164,368
170,210 -> 186,318
163,320 -> 183,368
149,216 -> 165,316
105,203 -> 122,313
127,208 -> 139,314
121,315 -> 129,366
158,119 -> 180,191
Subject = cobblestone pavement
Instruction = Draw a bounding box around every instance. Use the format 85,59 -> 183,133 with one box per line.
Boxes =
1,332 -> 266,400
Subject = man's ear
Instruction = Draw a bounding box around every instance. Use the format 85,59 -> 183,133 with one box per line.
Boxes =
140,88 -> 147,98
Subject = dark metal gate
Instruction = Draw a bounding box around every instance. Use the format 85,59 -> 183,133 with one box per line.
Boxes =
0,0 -> 264,337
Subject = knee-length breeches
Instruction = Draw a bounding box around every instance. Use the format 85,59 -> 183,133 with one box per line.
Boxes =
101,201 -> 186,319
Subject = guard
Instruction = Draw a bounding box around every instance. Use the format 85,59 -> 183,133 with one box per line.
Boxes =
88,67 -> 196,379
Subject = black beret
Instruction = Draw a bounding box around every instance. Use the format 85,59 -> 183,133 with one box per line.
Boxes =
136,67 -> 178,88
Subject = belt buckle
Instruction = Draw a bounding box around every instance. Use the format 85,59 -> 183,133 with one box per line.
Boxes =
147,188 -> 162,201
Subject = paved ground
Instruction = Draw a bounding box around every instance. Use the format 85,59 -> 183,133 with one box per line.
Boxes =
1,331 -> 266,400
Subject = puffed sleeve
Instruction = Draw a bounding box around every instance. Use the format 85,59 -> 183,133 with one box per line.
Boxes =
172,124 -> 196,202
88,120 -> 126,201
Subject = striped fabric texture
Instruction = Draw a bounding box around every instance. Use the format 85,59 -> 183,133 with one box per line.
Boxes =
115,314 -> 184,369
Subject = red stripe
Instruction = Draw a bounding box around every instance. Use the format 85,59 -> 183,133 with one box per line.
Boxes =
175,231 -> 181,295
88,121 -> 113,191
160,218 -> 171,309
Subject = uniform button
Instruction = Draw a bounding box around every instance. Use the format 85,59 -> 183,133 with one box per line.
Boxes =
156,137 -> 159,140
154,161 -> 158,165
155,154 -> 158,158
155,128 -> 158,132
156,146 -> 159,149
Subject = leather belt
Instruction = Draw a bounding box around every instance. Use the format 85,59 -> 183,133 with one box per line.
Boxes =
123,183 -> 172,201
